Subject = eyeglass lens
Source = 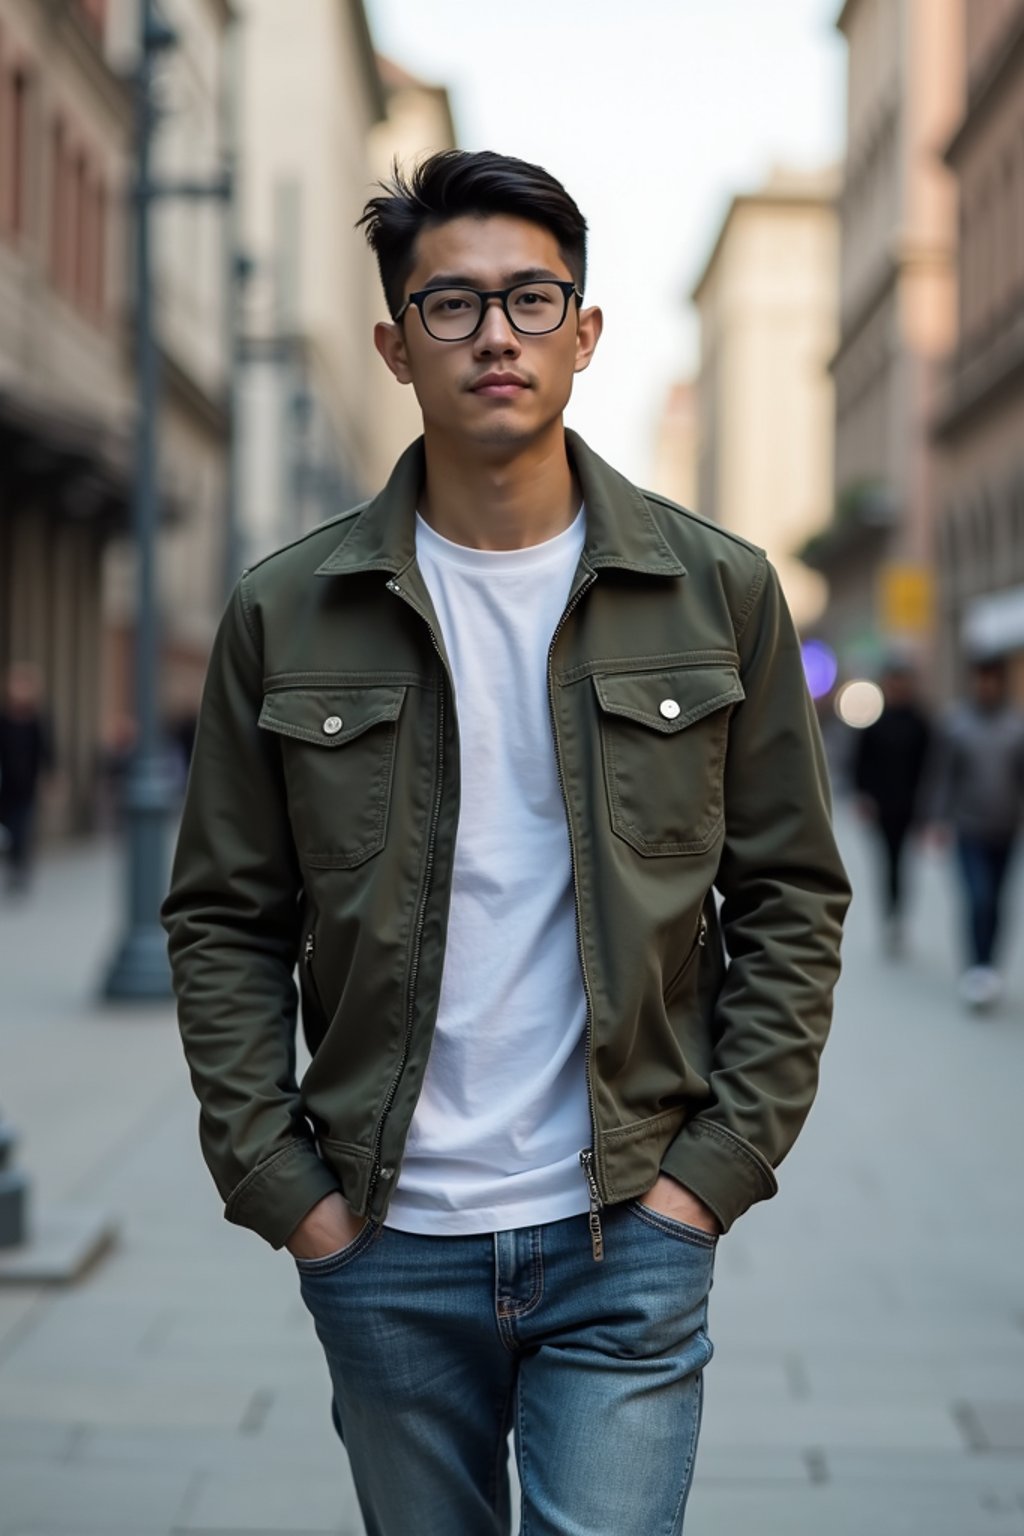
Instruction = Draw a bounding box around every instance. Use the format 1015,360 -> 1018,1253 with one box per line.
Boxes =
419,283 -> 569,340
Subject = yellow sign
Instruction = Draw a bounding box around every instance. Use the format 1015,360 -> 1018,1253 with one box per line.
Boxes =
879,564 -> 934,636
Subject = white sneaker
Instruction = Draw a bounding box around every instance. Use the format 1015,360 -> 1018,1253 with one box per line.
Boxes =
959,966 -> 1001,1010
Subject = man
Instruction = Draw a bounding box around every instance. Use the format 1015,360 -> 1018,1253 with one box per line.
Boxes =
163,151 -> 850,1535
930,652 -> 1024,1011
852,659 -> 932,955
0,663 -> 53,895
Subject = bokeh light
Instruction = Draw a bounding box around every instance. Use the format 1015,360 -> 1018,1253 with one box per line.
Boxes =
801,639 -> 839,700
835,678 -> 884,729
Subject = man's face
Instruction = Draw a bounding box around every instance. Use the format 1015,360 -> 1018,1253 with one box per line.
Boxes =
374,214 -> 602,453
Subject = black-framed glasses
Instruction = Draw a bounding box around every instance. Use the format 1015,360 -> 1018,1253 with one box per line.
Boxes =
394,280 -> 582,342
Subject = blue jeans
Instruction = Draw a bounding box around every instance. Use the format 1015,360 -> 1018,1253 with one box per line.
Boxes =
296,1202 -> 716,1535
956,833 -> 1016,967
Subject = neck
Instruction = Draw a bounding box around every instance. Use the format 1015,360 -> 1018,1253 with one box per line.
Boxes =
418,422 -> 580,550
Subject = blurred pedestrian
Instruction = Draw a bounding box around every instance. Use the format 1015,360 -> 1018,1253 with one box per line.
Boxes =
0,662 -> 53,895
162,150 -> 850,1535
852,660 -> 932,955
931,653 -> 1024,1010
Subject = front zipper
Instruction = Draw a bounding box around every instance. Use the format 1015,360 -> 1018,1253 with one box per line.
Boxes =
365,577 -> 448,1212
580,1148 -> 604,1262
545,567 -> 604,1260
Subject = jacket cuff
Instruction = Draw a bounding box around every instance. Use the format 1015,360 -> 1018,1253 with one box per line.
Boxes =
224,1139 -> 342,1249
660,1119 -> 778,1233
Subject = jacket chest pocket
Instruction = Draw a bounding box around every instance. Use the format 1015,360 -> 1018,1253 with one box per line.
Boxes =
258,684 -> 406,868
593,664 -> 744,856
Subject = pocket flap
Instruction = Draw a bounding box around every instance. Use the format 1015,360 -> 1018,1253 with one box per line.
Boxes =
593,665 -> 744,734
258,685 -> 406,747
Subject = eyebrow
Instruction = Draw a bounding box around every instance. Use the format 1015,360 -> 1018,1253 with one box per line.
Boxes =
416,267 -> 565,290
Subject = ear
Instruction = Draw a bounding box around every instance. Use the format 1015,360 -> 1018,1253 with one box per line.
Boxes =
573,304 -> 603,375
374,320 -> 414,385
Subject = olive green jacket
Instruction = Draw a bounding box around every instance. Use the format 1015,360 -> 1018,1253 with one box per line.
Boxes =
162,431 -> 850,1249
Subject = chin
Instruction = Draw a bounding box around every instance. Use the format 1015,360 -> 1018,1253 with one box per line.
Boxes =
466,408 -> 557,452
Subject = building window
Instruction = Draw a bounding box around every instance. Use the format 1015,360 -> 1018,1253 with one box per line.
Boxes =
48,114 -> 107,324
72,150 -> 88,302
8,65 -> 30,240
50,117 -> 68,285
999,152 -> 1014,323
90,178 -> 107,318
0,25 -> 5,229
1017,126 -> 1024,300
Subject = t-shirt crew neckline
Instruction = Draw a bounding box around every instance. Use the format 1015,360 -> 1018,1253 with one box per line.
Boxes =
414,506 -> 585,574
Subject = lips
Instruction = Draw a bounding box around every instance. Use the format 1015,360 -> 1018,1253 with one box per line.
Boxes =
470,373 -> 529,396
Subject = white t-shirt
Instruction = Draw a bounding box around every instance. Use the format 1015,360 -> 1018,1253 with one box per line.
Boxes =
385,508 -> 592,1235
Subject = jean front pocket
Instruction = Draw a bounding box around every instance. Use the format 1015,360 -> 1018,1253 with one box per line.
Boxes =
294,1221 -> 380,1278
625,1200 -> 719,1252
258,683 -> 406,868
593,661 -> 744,857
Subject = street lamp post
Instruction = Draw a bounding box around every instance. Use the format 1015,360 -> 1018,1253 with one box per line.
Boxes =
221,11 -> 252,603
104,0 -> 233,1000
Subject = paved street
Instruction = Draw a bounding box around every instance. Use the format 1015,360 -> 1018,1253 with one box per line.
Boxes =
0,809 -> 1022,1535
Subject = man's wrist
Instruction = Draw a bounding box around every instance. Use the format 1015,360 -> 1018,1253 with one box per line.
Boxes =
643,1173 -> 721,1234
285,1191 -> 365,1260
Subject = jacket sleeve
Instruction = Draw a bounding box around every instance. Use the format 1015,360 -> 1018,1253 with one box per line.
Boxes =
160,579 -> 341,1248
659,559 -> 852,1231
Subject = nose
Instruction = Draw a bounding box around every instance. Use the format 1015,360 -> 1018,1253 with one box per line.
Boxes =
472,297 -> 521,357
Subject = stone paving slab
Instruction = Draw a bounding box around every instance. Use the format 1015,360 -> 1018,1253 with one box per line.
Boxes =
0,1462 -> 197,1534
66,1424 -> 341,1473
0,1290 -> 43,1353
822,1448 -> 1024,1490
0,1419 -> 79,1462
684,1481 -> 1024,1536
694,1445 -> 812,1484
181,1466 -> 361,1535
0,1374 -> 258,1430
959,1402 -> 1024,1453
699,1396 -> 963,1453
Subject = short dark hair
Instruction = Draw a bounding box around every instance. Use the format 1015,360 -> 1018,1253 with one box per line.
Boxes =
357,150 -> 588,319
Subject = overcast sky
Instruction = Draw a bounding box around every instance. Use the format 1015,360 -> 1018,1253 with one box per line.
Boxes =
363,0 -> 846,484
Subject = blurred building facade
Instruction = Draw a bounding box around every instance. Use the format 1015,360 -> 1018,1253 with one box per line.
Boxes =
235,3 -> 456,567
1,0 -> 455,841
0,0 -> 133,832
691,166 -> 838,631
649,378 -> 697,511
934,0 -> 1024,698
807,0 -> 964,676
235,0 -> 383,566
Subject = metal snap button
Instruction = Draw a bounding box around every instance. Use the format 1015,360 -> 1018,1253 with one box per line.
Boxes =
659,698 -> 681,720
322,715 -> 343,736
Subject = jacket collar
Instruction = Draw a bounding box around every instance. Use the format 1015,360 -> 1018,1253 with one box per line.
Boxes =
314,428 -> 687,580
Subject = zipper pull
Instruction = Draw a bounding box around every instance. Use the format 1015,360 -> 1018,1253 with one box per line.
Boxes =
698,912 -> 708,947
303,933 -> 315,965
580,1149 -> 604,1263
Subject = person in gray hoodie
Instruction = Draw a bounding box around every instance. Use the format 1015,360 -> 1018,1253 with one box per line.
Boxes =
931,653 -> 1024,1009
